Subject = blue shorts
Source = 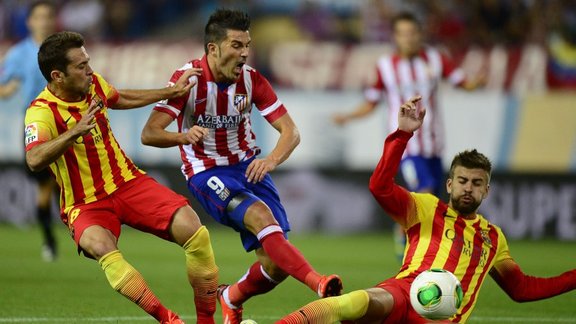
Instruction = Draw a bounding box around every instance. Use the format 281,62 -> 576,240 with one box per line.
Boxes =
400,156 -> 443,195
187,158 -> 290,252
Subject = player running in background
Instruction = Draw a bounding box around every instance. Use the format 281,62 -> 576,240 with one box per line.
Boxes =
278,96 -> 576,324
25,31 -> 219,324
0,0 -> 59,262
141,8 -> 342,324
333,11 -> 485,262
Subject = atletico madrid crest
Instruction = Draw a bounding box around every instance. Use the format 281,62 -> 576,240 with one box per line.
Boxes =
234,94 -> 249,113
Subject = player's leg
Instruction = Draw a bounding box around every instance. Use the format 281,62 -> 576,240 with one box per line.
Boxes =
188,167 -> 341,323
278,278 -> 429,324
169,206 -> 219,324
222,174 -> 342,297
277,288 -> 387,324
69,200 -> 178,323
221,248 -> 288,309
118,176 -> 219,323
33,171 -> 57,261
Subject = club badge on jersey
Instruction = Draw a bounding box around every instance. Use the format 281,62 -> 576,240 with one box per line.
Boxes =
234,94 -> 249,113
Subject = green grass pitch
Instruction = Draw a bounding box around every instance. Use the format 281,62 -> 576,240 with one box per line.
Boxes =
0,224 -> 574,323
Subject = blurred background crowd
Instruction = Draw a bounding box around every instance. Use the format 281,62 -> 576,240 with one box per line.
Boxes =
2,0 -> 576,88
0,0 -> 573,44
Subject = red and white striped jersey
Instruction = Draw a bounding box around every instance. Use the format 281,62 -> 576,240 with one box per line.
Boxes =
154,55 -> 287,179
365,47 -> 465,158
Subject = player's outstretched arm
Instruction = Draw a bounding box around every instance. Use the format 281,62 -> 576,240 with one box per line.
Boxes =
490,258 -> 576,302
0,79 -> 20,99
369,96 -> 423,228
111,68 -> 200,110
333,101 -> 378,126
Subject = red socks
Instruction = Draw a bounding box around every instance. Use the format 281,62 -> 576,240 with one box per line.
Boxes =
259,227 -> 319,291
228,262 -> 278,305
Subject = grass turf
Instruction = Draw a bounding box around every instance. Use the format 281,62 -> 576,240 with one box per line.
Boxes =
0,224 -> 574,323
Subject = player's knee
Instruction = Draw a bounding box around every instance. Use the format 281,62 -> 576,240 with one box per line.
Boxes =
245,202 -> 278,232
362,288 -> 395,320
84,240 -> 117,260
171,205 -> 203,245
227,193 -> 276,233
79,226 -> 117,260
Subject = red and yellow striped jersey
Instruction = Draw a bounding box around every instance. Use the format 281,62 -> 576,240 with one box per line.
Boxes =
369,129 -> 513,323
396,193 -> 510,323
24,73 -> 145,217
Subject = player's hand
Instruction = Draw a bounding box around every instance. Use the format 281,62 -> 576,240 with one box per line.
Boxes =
398,95 -> 425,133
185,125 -> 209,145
168,68 -> 202,98
463,69 -> 487,90
245,157 -> 277,183
73,97 -> 101,137
332,113 -> 348,126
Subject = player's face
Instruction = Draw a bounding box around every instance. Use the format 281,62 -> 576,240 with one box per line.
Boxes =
60,47 -> 94,99
27,4 -> 57,40
393,20 -> 422,57
212,29 -> 250,83
446,166 -> 490,217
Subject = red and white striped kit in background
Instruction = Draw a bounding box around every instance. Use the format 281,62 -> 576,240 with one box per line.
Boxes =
364,47 -> 466,158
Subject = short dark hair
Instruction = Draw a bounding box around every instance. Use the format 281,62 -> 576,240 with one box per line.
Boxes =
38,31 -> 85,82
391,11 -> 421,31
27,1 -> 55,19
204,8 -> 250,54
448,149 -> 493,181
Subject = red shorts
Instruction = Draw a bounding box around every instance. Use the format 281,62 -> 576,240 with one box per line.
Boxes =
64,175 -> 189,253
376,277 -> 432,324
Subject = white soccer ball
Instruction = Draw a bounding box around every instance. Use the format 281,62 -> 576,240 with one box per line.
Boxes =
240,320 -> 257,324
409,269 -> 463,320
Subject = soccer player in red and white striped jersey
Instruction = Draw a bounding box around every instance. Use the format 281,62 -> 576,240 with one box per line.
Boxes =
334,12 -> 483,194
334,11 -> 485,262
141,8 -> 342,324
25,31 -> 219,324
278,96 -> 576,324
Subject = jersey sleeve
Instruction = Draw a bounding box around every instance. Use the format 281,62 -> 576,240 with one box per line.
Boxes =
490,257 -> 576,302
24,104 -> 55,151
364,60 -> 385,104
92,73 -> 119,107
152,68 -> 190,120
440,52 -> 466,86
252,70 -> 287,123
369,129 -> 418,228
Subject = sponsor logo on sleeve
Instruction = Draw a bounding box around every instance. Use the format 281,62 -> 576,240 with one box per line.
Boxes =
24,123 -> 39,145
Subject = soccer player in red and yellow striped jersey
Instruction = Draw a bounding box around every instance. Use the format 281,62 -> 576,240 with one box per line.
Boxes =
278,96 -> 576,324
25,31 -> 219,324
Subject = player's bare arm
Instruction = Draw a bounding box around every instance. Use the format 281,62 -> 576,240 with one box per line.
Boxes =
0,79 -> 20,99
245,113 -> 300,183
333,101 -> 378,126
112,68 -> 201,109
141,110 -> 209,147
26,98 -> 101,171
368,96 -> 424,229
461,71 -> 487,91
